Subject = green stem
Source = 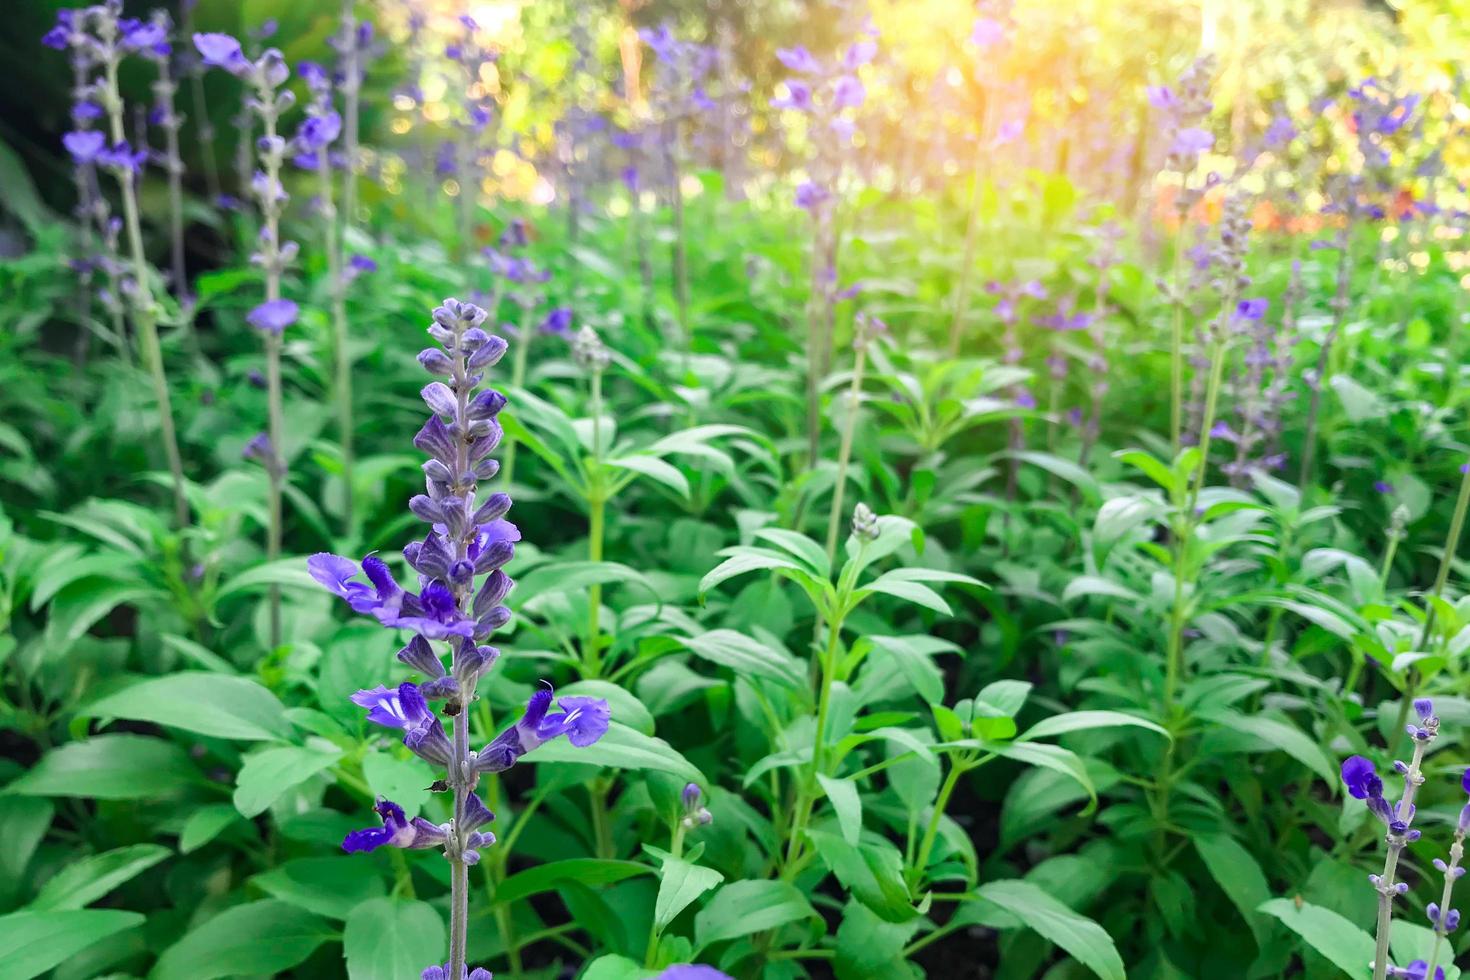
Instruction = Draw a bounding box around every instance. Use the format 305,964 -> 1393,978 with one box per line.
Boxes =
783,619 -> 843,877
319,155 -> 353,537
911,756 -> 969,886
1417,459 -> 1470,651
1168,210 -> 1186,457
586,367 -> 606,675
946,137 -> 987,358
1372,738 -> 1430,980
1424,831 -> 1464,980
823,346 -> 866,566
105,59 -> 188,530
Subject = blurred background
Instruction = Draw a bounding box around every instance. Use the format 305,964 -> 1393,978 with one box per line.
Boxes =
3,0 -> 1467,267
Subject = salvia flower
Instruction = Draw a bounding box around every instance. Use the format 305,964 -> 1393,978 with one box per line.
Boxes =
681,782 -> 713,830
852,502 -> 880,541
656,968 -> 734,980
245,298 -> 298,334
308,297 -> 608,978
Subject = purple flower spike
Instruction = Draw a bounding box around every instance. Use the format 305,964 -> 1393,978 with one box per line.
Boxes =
193,32 -> 250,76
246,299 -> 299,334
1171,127 -> 1214,155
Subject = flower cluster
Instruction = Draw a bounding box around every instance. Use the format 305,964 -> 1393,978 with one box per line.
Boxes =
309,298 -> 609,976
1148,55 -> 1215,179
770,26 -> 877,212
1340,700 -> 1470,980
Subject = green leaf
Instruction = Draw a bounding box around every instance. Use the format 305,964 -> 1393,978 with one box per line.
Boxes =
494,859 -> 653,906
362,751 -> 432,816
655,856 -> 725,932
5,735 -> 197,800
859,574 -> 952,615
530,722 -> 704,784
0,909 -> 144,980
343,898 -> 446,980
233,741 -> 344,818
977,879 -> 1124,980
1015,451 -> 1100,501
987,743 -> 1096,811
694,880 -> 819,948
1201,710 -> 1338,787
251,857 -> 388,920
816,774 -> 863,846
1258,897 -> 1375,978
607,455 -> 691,498
1114,448 -> 1178,493
580,954 -> 650,980
679,630 -> 804,687
179,804 -> 243,854
44,580 -> 162,654
514,560 -> 660,607
0,798 -> 52,905
148,900 -> 335,980
1062,576 -> 1142,604
807,829 -> 916,923
27,844 -> 170,911
699,551 -> 801,595
752,527 -> 831,578
1194,834 -> 1272,946
1018,710 -> 1169,743
81,672 -> 289,741
214,558 -> 321,602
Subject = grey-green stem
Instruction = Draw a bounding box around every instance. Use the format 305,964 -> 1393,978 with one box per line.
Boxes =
1372,738 -> 1430,980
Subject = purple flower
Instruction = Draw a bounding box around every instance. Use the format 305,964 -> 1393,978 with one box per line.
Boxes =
843,39 -> 877,69
831,75 -> 865,110
97,141 -> 148,174
193,33 -> 250,76
351,683 -> 434,729
246,299 -> 299,334
540,308 -> 573,336
1234,298 -> 1269,321
342,798 -> 445,854
657,968 -> 733,980
775,46 -> 821,74
970,18 -> 1005,48
62,131 -> 105,164
1146,85 -> 1177,110
1374,480 -> 1394,494
295,111 -> 342,153
422,965 -> 492,980
1171,127 -> 1214,156
1341,755 -> 1381,800
770,80 -> 813,112
474,688 -> 610,774
794,181 -> 831,212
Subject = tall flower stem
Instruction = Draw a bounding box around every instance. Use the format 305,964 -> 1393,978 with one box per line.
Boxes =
1372,738 -> 1429,980
823,344 -> 867,566
662,121 -> 691,373
1416,460 -> 1470,651
782,620 -> 843,878
805,208 -> 835,466
104,59 -> 189,530
152,54 -> 188,312
319,155 -> 354,534
586,365 -> 606,674
260,99 -> 287,650
1167,214 -> 1186,457
1298,236 -> 1352,490
1425,830 -> 1465,979
340,0 -> 361,234
181,3 -> 221,202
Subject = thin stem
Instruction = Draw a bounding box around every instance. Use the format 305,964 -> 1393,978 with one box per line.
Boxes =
912,757 -> 968,886
105,59 -> 189,530
586,367 -> 605,675
783,620 -> 843,877
1168,210 -> 1186,456
824,345 -> 866,565
319,155 -> 354,535
1298,238 -> 1352,490
260,98 -> 286,650
1372,738 -> 1430,980
664,122 -> 691,374
341,0 -> 361,234
1425,832 -> 1464,980
448,707 -> 471,979
1417,460 -> 1470,651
